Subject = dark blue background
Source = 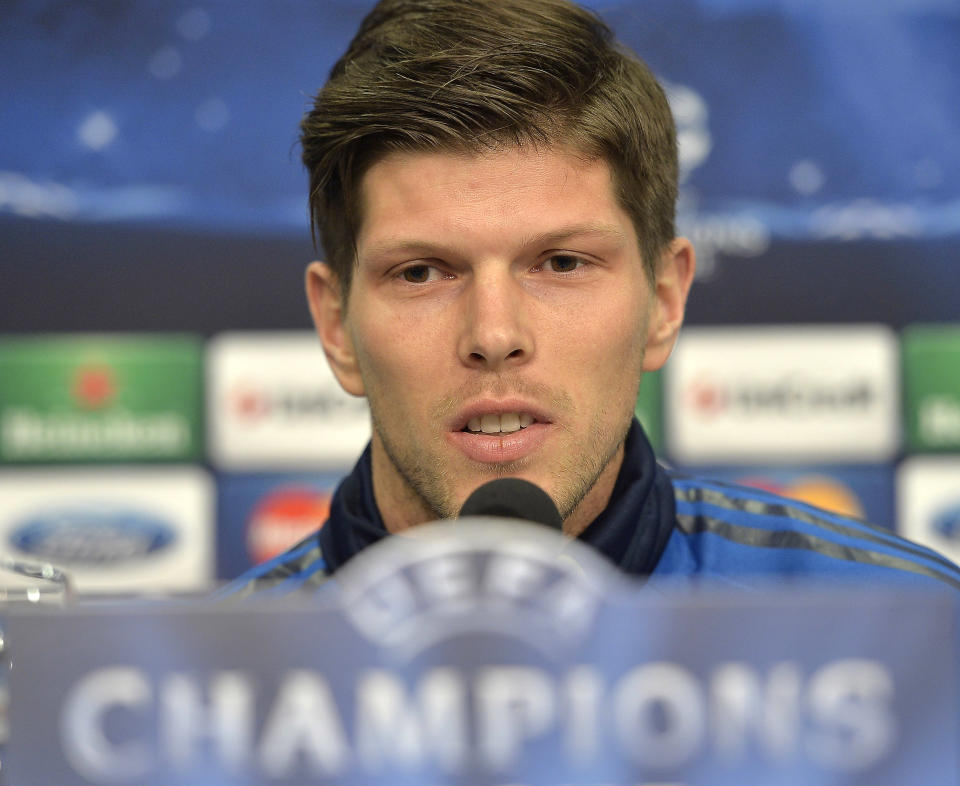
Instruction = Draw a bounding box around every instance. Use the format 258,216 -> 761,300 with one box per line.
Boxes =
2,0 -> 959,332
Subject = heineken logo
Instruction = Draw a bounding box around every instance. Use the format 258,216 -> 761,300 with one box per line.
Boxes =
0,336 -> 201,462
1,409 -> 190,458
918,395 -> 960,445
902,326 -> 960,451
71,365 -> 118,410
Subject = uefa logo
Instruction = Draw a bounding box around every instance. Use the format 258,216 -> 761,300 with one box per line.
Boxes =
336,519 -> 618,661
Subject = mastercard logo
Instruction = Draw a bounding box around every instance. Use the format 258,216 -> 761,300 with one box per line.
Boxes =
736,474 -> 866,520
246,486 -> 332,564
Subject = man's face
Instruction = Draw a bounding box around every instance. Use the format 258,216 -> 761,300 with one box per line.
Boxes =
310,145 -> 688,534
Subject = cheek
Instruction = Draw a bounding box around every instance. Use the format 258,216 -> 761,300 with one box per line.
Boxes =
575,302 -> 650,402
351,313 -> 448,395
577,297 -> 649,359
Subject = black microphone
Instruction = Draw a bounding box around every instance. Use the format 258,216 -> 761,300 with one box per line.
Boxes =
458,478 -> 563,529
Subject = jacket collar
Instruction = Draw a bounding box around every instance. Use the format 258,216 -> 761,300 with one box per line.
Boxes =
318,419 -> 675,576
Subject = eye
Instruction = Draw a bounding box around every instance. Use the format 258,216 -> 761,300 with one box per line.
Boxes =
398,264 -> 444,283
543,254 -> 587,273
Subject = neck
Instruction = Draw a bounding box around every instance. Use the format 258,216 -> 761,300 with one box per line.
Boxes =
370,434 -> 625,537
369,443 -> 439,534
559,442 -> 625,538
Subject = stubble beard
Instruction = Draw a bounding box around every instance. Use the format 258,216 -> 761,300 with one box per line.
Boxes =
370,378 -> 635,529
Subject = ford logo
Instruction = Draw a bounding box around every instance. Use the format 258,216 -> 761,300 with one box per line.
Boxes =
933,504 -> 960,541
9,507 -> 176,565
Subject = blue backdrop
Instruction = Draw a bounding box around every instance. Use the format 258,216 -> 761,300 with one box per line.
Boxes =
2,0 -> 959,331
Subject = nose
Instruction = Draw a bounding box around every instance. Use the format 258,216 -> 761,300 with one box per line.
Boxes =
458,268 -> 534,372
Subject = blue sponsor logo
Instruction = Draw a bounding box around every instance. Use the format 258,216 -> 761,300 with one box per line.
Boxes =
933,503 -> 960,541
10,507 -> 176,565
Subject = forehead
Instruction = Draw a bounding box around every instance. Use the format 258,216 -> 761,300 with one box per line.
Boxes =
354,145 -> 637,254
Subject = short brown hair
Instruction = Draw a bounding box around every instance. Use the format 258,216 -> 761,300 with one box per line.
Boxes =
301,0 -> 678,293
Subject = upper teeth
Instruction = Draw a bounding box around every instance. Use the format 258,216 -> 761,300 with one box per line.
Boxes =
467,413 -> 535,434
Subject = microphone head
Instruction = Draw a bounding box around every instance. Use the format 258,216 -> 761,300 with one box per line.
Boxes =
458,478 -> 563,529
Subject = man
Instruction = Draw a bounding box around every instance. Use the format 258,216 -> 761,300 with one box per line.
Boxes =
226,0 -> 960,596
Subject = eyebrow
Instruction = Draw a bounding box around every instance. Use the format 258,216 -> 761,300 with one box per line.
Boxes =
518,222 -> 630,249
362,222 -> 630,260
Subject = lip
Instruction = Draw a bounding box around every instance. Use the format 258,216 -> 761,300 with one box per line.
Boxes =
446,398 -> 553,463
449,398 -> 553,432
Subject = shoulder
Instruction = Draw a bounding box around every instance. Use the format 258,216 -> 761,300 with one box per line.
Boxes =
660,471 -> 960,590
212,532 -> 331,601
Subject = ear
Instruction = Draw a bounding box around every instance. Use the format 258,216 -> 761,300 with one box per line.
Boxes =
642,237 -> 696,372
305,261 -> 366,396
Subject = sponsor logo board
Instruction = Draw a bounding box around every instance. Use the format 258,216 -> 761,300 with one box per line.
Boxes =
665,325 -> 899,463
217,473 -> 340,579
0,335 -> 203,463
0,467 -> 213,593
902,325 -> 960,452
682,465 -> 895,531
207,332 -> 370,469
897,456 -> 960,566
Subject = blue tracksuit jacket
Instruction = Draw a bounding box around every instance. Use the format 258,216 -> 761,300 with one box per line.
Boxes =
221,420 -> 960,599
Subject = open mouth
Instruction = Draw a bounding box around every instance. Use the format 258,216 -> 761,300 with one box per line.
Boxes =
463,412 -> 536,435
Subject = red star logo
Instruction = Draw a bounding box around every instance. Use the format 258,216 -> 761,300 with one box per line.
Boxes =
72,365 -> 117,410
